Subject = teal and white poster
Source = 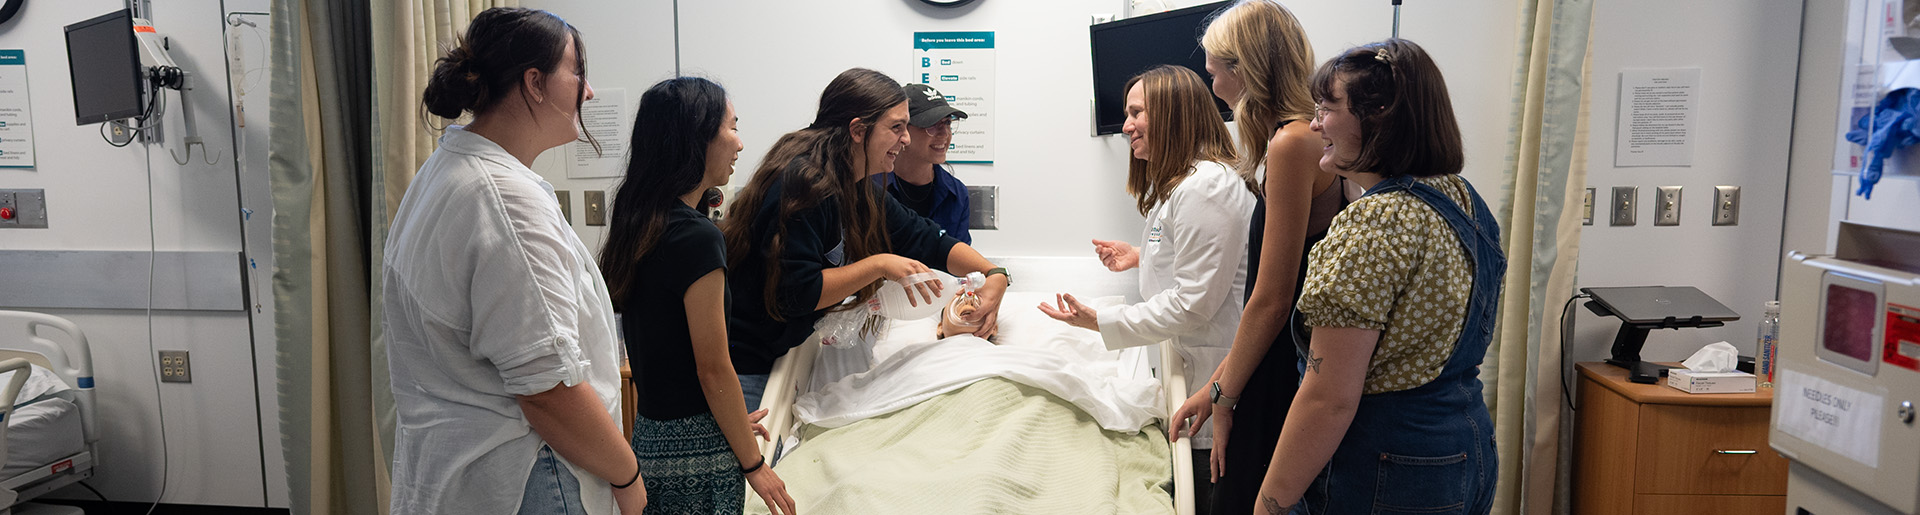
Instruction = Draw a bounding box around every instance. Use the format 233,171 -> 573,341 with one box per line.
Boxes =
0,50 -> 34,168
913,31 -> 993,164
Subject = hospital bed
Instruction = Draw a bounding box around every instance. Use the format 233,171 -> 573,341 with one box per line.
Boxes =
0,311 -> 98,514
749,258 -> 1196,515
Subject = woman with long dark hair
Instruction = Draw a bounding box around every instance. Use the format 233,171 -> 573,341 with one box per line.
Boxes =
599,77 -> 797,515
386,7 -> 645,514
722,68 -> 1011,409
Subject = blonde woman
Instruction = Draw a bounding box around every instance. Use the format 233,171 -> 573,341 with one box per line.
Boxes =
1167,2 -> 1347,512
1040,64 -> 1255,512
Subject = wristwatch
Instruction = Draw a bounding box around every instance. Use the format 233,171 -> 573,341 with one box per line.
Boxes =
1210,381 -> 1238,409
985,267 -> 1012,285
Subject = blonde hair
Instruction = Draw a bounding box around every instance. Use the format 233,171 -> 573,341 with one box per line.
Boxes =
1123,65 -> 1242,216
1202,0 -> 1316,182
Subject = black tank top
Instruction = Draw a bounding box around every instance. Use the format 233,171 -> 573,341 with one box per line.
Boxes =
1244,120 -> 1349,346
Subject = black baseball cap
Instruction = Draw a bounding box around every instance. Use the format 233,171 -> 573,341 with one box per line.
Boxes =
904,84 -> 969,128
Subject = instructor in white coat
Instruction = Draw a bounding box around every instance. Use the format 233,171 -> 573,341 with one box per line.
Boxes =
1040,65 -> 1254,515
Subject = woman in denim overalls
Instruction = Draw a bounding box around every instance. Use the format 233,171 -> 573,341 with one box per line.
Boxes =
1251,39 -> 1504,515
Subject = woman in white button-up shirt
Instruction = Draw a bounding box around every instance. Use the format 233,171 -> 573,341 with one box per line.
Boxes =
384,8 -> 645,515
1039,64 -> 1256,507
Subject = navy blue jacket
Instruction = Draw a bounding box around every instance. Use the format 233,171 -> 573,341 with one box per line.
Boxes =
877,165 -> 972,244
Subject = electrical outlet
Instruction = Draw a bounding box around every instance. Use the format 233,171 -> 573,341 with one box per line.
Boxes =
1582,188 -> 1594,226
1655,186 -> 1682,226
1610,186 -> 1637,226
159,350 -> 192,383
1713,186 -> 1740,226
584,190 -> 606,226
555,190 -> 572,224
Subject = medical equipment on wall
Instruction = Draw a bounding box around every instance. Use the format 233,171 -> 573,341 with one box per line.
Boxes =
63,9 -> 218,163
1775,221 -> 1920,515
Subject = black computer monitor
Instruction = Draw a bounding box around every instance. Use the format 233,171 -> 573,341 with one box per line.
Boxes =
65,9 -> 144,126
1089,2 -> 1234,136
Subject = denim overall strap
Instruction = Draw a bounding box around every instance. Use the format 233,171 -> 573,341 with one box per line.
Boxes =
1295,175 -> 1505,515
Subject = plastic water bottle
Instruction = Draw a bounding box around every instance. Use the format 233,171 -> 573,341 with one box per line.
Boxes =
1758,300 -> 1780,388
871,270 -> 986,320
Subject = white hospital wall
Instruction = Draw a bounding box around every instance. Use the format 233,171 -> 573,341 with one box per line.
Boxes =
520,0 -> 679,253
521,0 -> 1518,262
1570,0 -> 1805,364
0,0 -> 277,508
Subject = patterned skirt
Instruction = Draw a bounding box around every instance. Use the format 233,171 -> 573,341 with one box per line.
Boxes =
631,412 -> 745,515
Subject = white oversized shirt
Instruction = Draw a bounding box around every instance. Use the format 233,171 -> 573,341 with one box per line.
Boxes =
384,126 -> 622,515
1097,160 -> 1255,450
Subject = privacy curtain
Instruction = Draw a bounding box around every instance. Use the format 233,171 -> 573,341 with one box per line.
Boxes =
372,0 -> 518,205
1483,0 -> 1595,514
269,0 -> 377,513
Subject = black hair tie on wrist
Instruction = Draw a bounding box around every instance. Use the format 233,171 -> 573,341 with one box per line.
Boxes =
741,456 -> 767,475
612,466 -> 641,489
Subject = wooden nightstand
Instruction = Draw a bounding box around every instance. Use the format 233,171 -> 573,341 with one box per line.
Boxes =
1572,362 -> 1787,514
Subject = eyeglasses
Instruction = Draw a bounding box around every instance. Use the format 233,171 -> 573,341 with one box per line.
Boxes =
1313,104 -> 1335,122
919,121 -> 954,137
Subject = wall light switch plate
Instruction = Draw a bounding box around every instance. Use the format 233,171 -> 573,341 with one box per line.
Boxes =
1713,186 -> 1740,226
1610,186 -> 1637,226
967,185 -> 998,230
584,190 -> 606,226
159,350 -> 192,383
1582,188 -> 1594,226
1655,186 -> 1682,226
555,190 -> 572,224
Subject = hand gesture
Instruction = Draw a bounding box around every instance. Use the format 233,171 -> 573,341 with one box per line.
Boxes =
1036,293 -> 1099,331
747,465 -> 797,515
748,408 -> 771,441
1092,239 -> 1139,272
1168,389 -> 1211,444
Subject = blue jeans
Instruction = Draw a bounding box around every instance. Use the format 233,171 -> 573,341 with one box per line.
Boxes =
518,445 -> 585,514
738,373 -> 770,412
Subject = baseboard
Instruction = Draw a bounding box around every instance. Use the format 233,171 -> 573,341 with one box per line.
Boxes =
21,500 -> 288,515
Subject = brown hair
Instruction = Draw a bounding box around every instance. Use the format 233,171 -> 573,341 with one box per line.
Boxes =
721,68 -> 907,319
420,7 -> 597,150
1308,38 -> 1463,178
1123,65 -> 1243,216
1202,0 -> 1316,181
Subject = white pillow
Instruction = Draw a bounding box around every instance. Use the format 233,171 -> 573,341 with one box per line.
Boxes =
0,364 -> 70,407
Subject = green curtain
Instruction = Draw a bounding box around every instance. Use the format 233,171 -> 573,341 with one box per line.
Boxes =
1484,0 -> 1594,514
269,0 -> 380,513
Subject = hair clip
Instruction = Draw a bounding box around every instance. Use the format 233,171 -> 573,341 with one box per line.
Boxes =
1373,50 -> 1392,64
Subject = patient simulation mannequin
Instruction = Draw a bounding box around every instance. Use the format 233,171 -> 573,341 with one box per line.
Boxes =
937,293 -> 986,340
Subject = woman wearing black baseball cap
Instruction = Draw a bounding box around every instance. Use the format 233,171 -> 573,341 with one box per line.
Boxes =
719,68 -> 1012,410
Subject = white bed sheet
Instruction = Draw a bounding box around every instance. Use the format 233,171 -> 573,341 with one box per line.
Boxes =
794,292 -> 1166,432
2,396 -> 82,479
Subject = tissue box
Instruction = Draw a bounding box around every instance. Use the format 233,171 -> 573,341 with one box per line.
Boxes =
1666,369 -> 1757,394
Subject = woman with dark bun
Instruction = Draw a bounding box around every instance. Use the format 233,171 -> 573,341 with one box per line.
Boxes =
383,7 -> 646,514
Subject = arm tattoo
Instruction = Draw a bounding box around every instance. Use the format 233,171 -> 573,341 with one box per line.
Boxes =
1262,495 -> 1287,515
1303,346 -> 1324,374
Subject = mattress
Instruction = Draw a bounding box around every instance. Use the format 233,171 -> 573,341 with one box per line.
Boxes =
2,396 -> 82,479
746,378 -> 1173,515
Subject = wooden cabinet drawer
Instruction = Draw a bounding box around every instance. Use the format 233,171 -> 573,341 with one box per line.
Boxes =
1633,494 -> 1785,514
1634,404 -> 1789,495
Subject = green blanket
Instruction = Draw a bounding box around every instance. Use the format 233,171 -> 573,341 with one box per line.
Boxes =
746,378 -> 1173,515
